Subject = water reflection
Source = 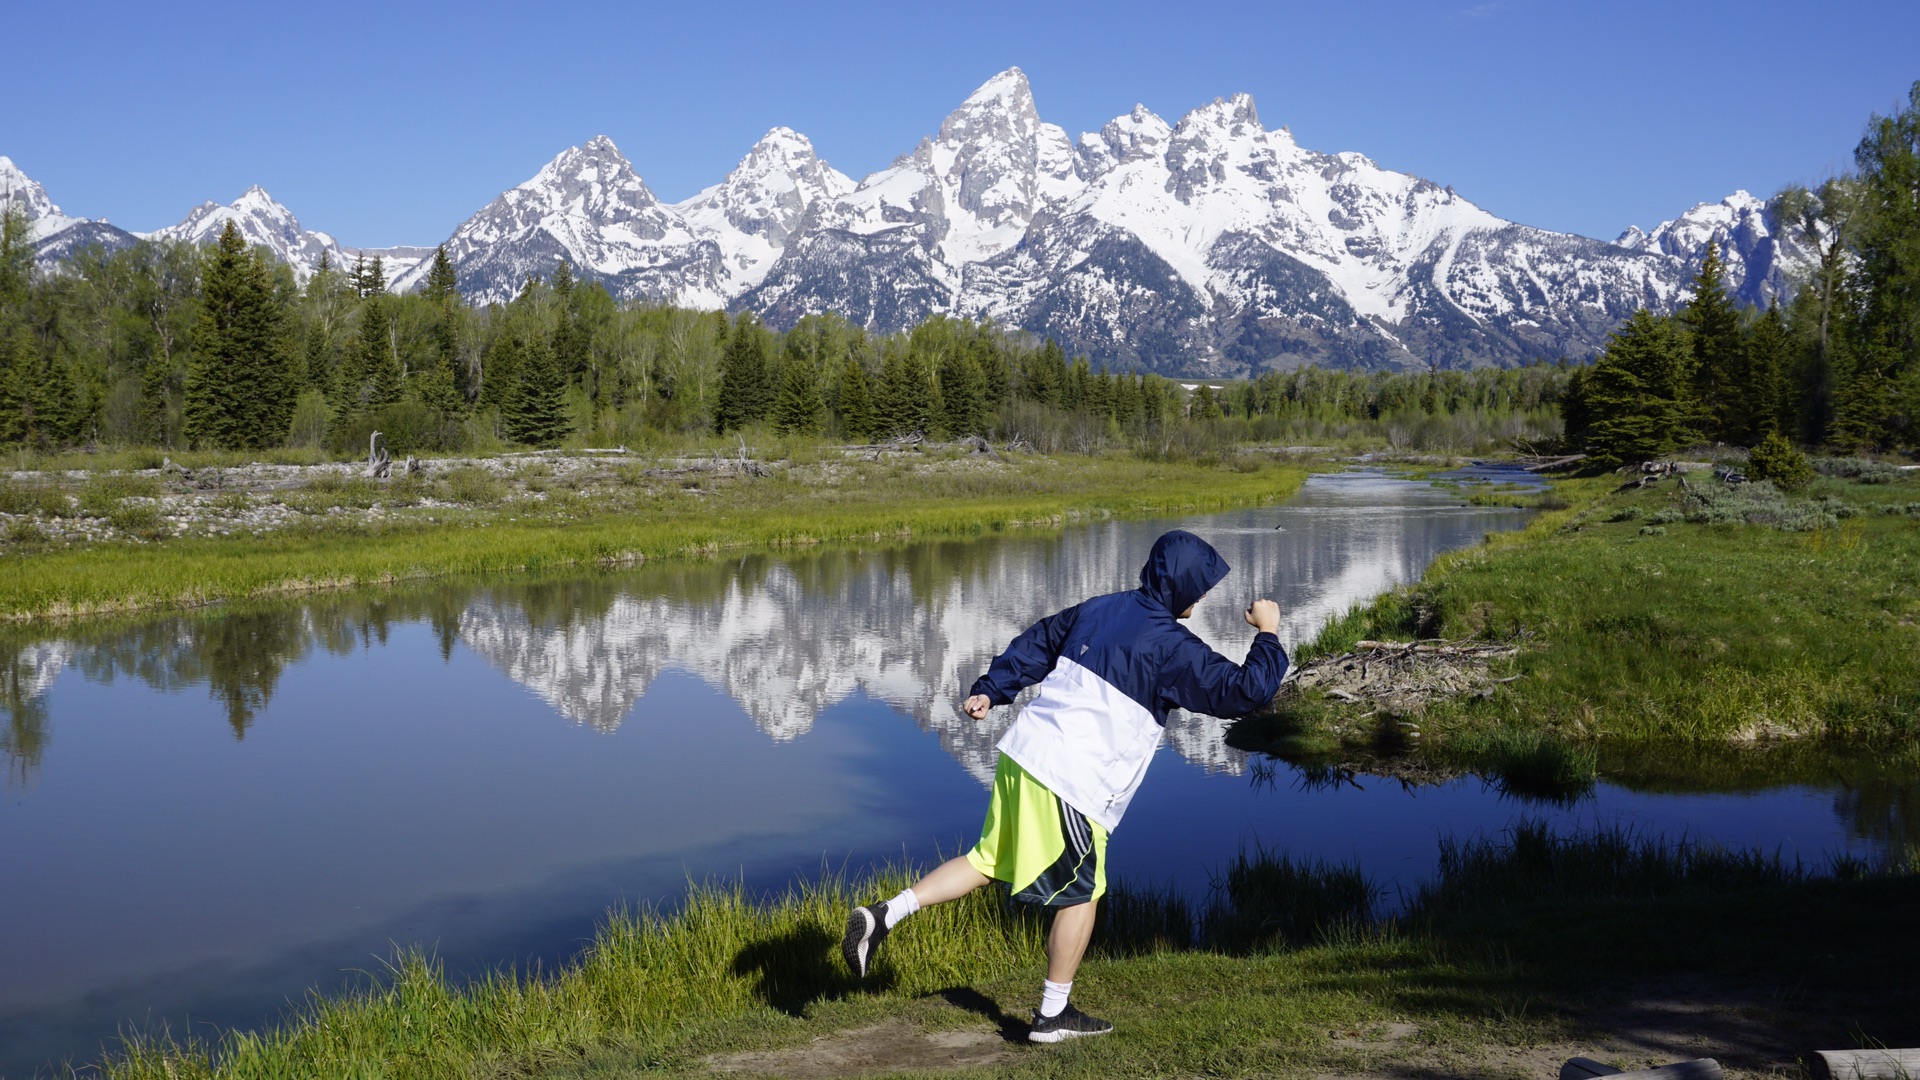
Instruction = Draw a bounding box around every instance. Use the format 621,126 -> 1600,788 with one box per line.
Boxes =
2,472 -> 1527,788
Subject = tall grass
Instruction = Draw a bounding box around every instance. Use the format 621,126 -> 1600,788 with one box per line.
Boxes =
86,825 -> 1914,1079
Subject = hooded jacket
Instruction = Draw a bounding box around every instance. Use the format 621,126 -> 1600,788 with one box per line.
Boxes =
970,530 -> 1288,832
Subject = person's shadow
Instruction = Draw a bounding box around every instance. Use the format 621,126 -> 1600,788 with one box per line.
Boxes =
731,925 -> 878,1015
934,987 -> 1028,1043
730,931 -> 1026,1044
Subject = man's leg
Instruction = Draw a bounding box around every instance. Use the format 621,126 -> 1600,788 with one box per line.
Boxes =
844,856 -> 993,978
1045,900 -> 1095,984
909,855 -> 992,905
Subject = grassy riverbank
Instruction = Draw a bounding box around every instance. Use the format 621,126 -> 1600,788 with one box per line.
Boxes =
90,826 -> 1919,1079
1247,465 -> 1920,773
0,448 -> 1309,621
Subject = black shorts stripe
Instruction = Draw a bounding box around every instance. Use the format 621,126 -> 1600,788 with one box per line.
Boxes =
1013,796 -> 1100,908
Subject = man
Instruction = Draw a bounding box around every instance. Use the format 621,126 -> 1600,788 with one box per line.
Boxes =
843,529 -> 1287,1042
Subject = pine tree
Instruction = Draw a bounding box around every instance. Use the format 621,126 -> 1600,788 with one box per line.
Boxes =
550,260 -> 587,378
1847,78 -> 1920,452
1746,431 -> 1814,490
1573,309 -> 1698,466
939,349 -> 987,436
1679,242 -> 1747,441
714,311 -> 772,432
838,353 -> 877,441
358,295 -> 403,407
771,351 -> 825,436
504,335 -> 573,447
423,245 -> 468,404
1745,302 -> 1792,438
877,345 -> 934,437
184,221 -> 290,449
1191,383 -> 1224,420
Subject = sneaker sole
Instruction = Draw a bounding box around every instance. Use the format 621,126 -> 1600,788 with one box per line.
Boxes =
841,908 -> 877,977
1028,1025 -> 1111,1044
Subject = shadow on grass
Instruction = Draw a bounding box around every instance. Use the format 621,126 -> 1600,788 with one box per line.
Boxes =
730,924 -> 874,1016
934,987 -> 1028,1044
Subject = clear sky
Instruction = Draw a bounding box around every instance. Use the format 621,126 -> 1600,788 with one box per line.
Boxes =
5,0 -> 1916,249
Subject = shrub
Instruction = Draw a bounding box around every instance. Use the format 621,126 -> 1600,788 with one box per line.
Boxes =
1813,456 -> 1902,483
0,479 -> 71,517
1747,432 -> 1813,491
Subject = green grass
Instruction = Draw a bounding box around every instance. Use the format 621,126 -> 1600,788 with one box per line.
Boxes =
1267,469 -> 1920,750
83,828 -> 1920,1079
0,454 -> 1308,621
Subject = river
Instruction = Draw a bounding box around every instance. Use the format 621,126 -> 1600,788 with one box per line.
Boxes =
0,469 -> 1905,1077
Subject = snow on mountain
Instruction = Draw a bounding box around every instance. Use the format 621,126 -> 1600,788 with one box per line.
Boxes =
13,67 -> 1821,373
392,134 -> 725,306
3,155 -> 141,267
743,67 -> 1091,326
143,186 -> 349,281
1,155 -> 89,240
1615,190 -> 1813,308
671,127 -> 854,292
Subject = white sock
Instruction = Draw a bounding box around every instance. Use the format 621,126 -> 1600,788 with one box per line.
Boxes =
1040,979 -> 1072,1018
883,888 -> 919,929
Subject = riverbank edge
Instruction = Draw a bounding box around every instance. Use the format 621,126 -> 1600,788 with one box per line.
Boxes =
0,455 -> 1312,623
1242,466 -> 1920,776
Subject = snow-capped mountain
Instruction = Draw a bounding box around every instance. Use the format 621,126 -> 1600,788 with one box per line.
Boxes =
1615,190 -> 1810,309
671,127 -> 854,293
142,188 -> 428,283
9,67 -> 1822,373
145,186 -> 347,279
390,134 -> 726,304
3,155 -> 140,263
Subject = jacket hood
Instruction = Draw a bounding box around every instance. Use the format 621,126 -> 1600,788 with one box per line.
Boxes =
1138,530 -> 1230,614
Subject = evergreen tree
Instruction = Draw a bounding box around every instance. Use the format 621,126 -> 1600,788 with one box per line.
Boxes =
550,260 -> 587,378
479,329 -> 524,413
877,345 -> 934,437
1571,309 -> 1698,466
358,295 -> 403,407
1846,78 -> 1920,451
1679,242 -> 1747,441
938,349 -> 987,436
714,311 -> 772,432
1746,431 -> 1813,491
423,245 -> 468,403
837,353 -> 877,441
184,221 -> 290,449
1190,383 -> 1224,420
503,335 -> 572,447
771,351 -> 825,436
1745,302 -> 1792,438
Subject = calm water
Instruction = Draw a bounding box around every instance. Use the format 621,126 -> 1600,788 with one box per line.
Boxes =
0,470 -> 1908,1076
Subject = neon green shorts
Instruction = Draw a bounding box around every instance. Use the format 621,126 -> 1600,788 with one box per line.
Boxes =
966,753 -> 1108,907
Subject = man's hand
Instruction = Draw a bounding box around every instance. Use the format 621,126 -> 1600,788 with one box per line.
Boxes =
964,694 -> 992,720
1244,599 -> 1281,635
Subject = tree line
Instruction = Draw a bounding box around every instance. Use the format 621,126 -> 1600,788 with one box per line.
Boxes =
1563,80 -> 1920,465
0,206 -> 1574,456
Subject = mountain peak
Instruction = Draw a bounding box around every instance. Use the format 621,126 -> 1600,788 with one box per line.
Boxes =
961,67 -> 1030,107
584,134 -> 621,154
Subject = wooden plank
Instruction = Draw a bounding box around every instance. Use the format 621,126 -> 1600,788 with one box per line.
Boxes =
1811,1049 -> 1920,1080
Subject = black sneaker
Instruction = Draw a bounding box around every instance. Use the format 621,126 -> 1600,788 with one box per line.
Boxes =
841,901 -> 890,977
1028,1002 -> 1112,1043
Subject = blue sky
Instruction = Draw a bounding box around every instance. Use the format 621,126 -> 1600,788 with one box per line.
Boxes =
6,0 -> 1916,248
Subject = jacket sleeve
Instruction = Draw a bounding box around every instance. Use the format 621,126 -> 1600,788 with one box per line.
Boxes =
1158,631 -> 1289,719
969,603 -> 1081,705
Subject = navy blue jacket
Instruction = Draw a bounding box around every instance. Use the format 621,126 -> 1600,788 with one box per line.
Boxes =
971,530 -> 1288,828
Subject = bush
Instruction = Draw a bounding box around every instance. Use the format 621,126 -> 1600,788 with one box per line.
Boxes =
1747,432 -> 1813,491
0,479 -> 71,517
1681,480 -> 1836,531
1813,456 -> 1903,483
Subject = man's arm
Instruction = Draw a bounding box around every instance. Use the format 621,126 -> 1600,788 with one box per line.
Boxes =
965,602 -> 1082,716
1161,599 -> 1288,718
